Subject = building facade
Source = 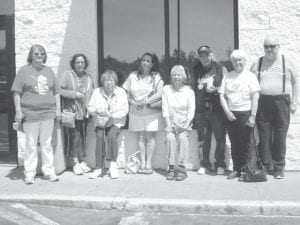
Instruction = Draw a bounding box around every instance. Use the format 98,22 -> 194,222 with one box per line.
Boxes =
0,0 -> 299,169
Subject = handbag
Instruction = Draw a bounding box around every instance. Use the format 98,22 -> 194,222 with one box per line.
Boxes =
61,110 -> 76,128
125,151 -> 141,174
147,76 -> 162,110
239,129 -> 267,182
95,116 -> 110,128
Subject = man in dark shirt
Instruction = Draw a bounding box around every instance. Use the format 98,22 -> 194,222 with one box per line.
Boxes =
192,46 -> 227,175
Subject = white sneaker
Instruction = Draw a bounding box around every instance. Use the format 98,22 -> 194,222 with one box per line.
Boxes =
80,162 -> 91,173
46,174 -> 59,182
24,176 -> 35,185
73,163 -> 83,175
109,162 -> 119,179
89,169 -> 102,179
217,167 -> 225,175
197,167 -> 207,175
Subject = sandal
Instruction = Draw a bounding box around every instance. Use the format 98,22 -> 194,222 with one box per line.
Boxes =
144,168 -> 153,175
137,168 -> 145,174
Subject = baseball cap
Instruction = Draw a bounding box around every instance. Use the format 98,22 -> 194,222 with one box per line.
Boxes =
198,46 -> 211,54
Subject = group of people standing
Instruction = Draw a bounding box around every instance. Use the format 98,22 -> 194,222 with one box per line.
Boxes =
12,34 -> 298,184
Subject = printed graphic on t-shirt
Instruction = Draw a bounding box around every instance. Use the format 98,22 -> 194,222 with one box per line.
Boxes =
34,75 -> 49,95
198,74 -> 215,90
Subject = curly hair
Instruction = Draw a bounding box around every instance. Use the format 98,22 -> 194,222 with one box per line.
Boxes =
69,53 -> 89,71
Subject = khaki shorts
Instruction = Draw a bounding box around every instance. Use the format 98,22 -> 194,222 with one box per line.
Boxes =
128,112 -> 164,132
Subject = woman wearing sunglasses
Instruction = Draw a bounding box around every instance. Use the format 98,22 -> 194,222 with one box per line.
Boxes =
11,45 -> 61,184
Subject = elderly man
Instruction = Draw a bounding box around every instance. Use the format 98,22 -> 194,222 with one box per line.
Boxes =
192,46 -> 228,175
251,36 -> 299,179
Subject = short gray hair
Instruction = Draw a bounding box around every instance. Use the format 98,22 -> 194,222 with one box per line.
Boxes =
100,70 -> 118,85
230,49 -> 246,61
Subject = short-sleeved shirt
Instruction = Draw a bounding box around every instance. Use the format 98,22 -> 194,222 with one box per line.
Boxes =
218,70 -> 260,111
250,55 -> 297,95
11,64 -> 60,122
122,71 -> 163,116
162,85 -> 195,127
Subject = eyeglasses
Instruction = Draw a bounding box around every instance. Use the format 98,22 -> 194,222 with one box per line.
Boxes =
33,52 -> 46,56
264,45 -> 277,49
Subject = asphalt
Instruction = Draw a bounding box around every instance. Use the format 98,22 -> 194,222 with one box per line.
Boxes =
1,164 -> 300,216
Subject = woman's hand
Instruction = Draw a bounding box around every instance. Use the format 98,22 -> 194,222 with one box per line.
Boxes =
165,126 -> 173,133
56,110 -> 62,121
96,108 -> 110,117
225,110 -> 236,121
76,92 -> 84,100
15,111 -> 23,123
246,115 -> 256,127
290,102 -> 297,114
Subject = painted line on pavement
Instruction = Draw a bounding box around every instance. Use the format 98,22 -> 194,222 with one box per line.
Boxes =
11,203 -> 60,225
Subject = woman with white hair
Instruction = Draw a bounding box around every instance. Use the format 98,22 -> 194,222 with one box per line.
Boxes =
162,65 -> 195,181
88,70 -> 128,179
219,50 -> 260,179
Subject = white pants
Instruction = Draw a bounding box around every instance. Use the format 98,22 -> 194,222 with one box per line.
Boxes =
23,119 -> 56,177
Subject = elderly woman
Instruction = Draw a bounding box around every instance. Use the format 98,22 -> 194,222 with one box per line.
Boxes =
162,65 -> 195,181
88,70 -> 128,179
219,50 -> 260,179
11,45 -> 60,184
122,52 -> 164,174
58,53 -> 94,175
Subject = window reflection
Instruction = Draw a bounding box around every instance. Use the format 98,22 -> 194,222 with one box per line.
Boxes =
103,0 -> 235,85
103,0 -> 165,85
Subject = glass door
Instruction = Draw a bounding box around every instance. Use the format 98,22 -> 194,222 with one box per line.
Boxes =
0,15 -> 16,163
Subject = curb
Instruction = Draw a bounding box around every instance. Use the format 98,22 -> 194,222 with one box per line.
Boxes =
1,195 -> 300,216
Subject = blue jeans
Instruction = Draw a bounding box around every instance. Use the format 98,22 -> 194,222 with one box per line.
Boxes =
256,94 -> 290,171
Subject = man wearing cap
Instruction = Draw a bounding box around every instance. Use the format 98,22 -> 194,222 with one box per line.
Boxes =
250,36 -> 299,179
192,46 -> 228,175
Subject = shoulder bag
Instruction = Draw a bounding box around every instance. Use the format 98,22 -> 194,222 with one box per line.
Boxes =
239,129 -> 267,182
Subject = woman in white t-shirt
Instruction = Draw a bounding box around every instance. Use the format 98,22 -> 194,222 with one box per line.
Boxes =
122,52 -> 164,174
219,50 -> 260,180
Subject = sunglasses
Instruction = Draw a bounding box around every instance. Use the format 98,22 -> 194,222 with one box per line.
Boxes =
33,52 -> 46,56
264,45 -> 277,49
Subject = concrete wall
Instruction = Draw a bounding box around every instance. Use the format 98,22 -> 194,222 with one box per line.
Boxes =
239,0 -> 300,170
15,0 -> 98,78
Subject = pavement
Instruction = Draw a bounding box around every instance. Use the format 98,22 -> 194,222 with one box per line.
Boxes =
1,164 -> 300,216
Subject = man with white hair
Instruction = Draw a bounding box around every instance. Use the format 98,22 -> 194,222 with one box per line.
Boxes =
251,36 -> 299,179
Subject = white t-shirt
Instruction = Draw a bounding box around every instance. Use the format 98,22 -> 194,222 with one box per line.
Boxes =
162,85 -> 195,126
122,71 -> 163,115
219,70 -> 260,111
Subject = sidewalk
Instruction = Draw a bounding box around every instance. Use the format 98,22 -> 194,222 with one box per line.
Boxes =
1,164 -> 300,216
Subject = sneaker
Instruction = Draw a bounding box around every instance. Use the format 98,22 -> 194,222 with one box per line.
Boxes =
109,162 -> 119,179
175,171 -> 187,181
80,162 -> 91,173
274,170 -> 285,179
166,170 -> 175,180
227,171 -> 239,180
73,163 -> 83,175
217,167 -> 225,175
24,176 -> 35,185
45,174 -> 59,182
197,167 -> 207,175
89,169 -> 102,179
